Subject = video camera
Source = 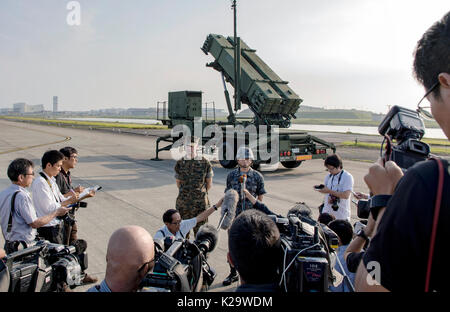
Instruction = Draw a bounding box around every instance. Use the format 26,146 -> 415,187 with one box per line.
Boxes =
0,240 -> 87,292
378,105 -> 430,170
139,225 -> 217,292
270,203 -> 340,292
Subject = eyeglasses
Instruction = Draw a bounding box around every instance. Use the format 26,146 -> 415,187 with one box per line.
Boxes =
137,258 -> 155,274
171,220 -> 182,225
416,81 -> 439,120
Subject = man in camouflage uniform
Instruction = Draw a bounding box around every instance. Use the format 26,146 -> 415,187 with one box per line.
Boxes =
174,136 -> 213,237
223,146 -> 267,286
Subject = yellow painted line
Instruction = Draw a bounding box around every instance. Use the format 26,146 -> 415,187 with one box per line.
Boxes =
0,137 -> 71,155
0,120 -> 71,155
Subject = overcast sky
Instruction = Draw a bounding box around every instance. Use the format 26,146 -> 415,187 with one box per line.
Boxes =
0,0 -> 449,114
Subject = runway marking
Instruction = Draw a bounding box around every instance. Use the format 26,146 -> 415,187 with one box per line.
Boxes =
0,120 -> 72,155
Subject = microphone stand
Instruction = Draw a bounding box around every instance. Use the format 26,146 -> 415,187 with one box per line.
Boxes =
239,175 -> 247,213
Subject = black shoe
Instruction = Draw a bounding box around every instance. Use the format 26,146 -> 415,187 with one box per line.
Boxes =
222,272 -> 239,286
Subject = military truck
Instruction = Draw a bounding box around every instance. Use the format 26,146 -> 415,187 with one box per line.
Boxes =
152,35 -> 336,169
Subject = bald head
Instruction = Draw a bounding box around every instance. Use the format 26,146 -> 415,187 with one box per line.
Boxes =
105,225 -> 154,292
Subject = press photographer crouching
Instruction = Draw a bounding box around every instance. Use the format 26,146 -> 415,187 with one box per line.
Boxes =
228,206 -> 343,292
136,197 -> 225,292
355,11 -> 450,292
228,209 -> 282,292
344,209 -> 377,275
153,198 -> 222,245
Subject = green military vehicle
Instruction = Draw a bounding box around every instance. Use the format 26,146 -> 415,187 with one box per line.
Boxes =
153,34 -> 336,170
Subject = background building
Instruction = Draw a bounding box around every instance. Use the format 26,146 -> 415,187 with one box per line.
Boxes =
53,96 -> 58,112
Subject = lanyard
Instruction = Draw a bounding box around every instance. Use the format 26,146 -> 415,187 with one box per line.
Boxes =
329,170 -> 344,191
39,172 -> 60,203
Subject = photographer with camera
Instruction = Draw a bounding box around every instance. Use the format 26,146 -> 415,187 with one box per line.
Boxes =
315,154 -> 354,221
228,209 -> 282,292
327,219 -> 355,292
355,11 -> 450,292
0,158 -> 70,254
56,147 -> 95,245
88,226 -> 155,292
344,211 -> 376,274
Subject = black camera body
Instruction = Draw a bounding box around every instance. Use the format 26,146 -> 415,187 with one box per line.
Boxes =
329,195 -> 340,211
57,201 -> 88,226
271,211 -> 339,292
140,237 -> 216,292
356,199 -> 370,219
0,240 -> 87,292
378,106 -> 430,169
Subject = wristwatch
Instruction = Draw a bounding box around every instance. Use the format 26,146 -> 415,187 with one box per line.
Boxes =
356,229 -> 370,243
369,194 -> 391,220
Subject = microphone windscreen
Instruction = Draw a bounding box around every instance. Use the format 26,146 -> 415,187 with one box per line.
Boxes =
220,189 -> 239,230
195,224 -> 219,252
288,202 -> 312,218
238,174 -> 247,183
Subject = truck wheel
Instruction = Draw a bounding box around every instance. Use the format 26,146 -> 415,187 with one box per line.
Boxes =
281,161 -> 302,169
219,142 -> 237,169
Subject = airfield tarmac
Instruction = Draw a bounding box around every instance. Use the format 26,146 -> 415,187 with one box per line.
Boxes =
0,119 -> 377,292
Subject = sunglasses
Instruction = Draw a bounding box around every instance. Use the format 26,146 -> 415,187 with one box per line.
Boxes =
137,258 -> 155,274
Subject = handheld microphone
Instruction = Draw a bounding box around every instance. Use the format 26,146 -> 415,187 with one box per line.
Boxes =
238,174 -> 247,184
218,189 -> 238,230
238,175 -> 247,212
195,224 -> 219,254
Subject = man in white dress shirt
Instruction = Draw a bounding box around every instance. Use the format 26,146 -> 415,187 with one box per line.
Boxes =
32,150 -> 98,289
32,150 -> 78,244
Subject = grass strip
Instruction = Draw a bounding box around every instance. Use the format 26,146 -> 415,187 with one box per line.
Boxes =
340,141 -> 450,155
0,116 -> 168,129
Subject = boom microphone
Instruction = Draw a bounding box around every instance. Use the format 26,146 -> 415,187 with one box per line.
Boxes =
194,224 -> 219,254
218,189 -> 239,230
